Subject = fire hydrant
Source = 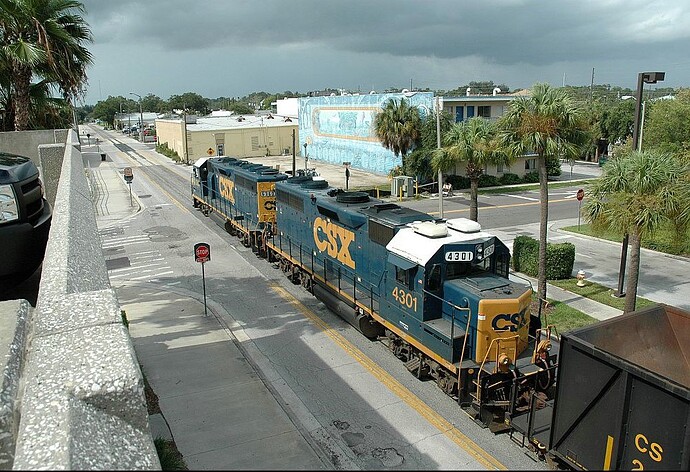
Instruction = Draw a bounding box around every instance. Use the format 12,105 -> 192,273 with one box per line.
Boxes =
576,270 -> 587,287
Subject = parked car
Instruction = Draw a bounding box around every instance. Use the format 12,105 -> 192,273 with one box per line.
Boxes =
0,152 -> 52,282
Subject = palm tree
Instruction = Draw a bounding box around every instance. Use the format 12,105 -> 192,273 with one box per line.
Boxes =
498,83 -> 587,307
0,0 -> 93,131
374,97 -> 422,170
432,117 -> 507,222
583,150 -> 690,313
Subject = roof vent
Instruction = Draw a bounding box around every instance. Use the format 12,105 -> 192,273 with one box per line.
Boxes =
411,221 -> 448,238
336,191 -> 370,204
446,217 -> 481,233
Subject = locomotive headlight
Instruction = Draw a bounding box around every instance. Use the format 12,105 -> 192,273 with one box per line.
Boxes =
0,184 -> 19,223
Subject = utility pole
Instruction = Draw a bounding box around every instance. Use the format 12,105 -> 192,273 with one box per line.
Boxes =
292,129 -> 296,176
590,67 -> 595,102
436,96 -> 443,218
183,107 -> 189,165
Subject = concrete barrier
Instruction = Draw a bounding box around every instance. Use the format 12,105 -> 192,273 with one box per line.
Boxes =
5,130 -> 161,469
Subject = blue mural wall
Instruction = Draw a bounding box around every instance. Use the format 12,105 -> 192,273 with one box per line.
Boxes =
299,92 -> 434,175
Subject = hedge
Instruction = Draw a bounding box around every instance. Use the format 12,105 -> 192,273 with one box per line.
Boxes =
512,235 -> 575,280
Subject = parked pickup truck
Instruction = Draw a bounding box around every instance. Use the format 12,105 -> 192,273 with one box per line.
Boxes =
0,152 -> 52,282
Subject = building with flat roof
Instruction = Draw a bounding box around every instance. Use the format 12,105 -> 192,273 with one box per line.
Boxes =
156,113 -> 298,164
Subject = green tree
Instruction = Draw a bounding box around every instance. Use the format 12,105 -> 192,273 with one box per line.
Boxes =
168,92 -> 208,115
498,83 -> 587,307
141,93 -> 166,113
0,0 -> 93,130
405,108 -> 453,183
643,89 -> 690,157
228,102 -> 254,115
583,151 -> 690,313
599,98 -> 636,146
374,97 -> 422,169
432,117 -> 507,221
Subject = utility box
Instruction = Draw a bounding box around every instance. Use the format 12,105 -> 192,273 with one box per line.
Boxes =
550,304 -> 690,471
391,176 -> 414,197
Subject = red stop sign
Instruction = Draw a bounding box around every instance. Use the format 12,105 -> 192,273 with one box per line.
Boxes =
194,243 -> 210,263
576,188 -> 584,201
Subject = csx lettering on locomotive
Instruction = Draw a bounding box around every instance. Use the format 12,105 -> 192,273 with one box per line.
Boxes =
313,216 -> 355,269
219,176 -> 235,204
491,308 -> 528,332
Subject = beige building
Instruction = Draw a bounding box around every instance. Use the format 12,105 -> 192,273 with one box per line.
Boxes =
155,114 -> 299,163
441,91 -> 535,178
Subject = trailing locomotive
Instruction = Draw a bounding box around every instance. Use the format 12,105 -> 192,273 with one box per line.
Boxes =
192,155 -> 557,431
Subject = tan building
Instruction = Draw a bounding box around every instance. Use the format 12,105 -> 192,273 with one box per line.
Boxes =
441,91 -> 535,179
155,114 -> 299,163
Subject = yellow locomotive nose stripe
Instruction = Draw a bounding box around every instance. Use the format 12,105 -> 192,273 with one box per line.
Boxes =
270,284 -> 507,470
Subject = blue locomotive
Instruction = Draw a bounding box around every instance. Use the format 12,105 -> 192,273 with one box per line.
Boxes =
192,156 -> 556,429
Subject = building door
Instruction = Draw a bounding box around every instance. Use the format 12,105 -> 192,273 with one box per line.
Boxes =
466,106 -> 475,119
455,106 -> 464,123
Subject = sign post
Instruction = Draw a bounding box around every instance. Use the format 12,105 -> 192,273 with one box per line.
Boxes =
123,167 -> 134,206
576,188 -> 585,230
194,242 -> 210,316
343,162 -> 351,191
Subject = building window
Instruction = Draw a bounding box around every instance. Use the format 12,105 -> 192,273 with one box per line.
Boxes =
525,159 -> 536,170
497,162 -> 504,173
216,143 -> 224,156
251,136 -> 260,151
466,106 -> 475,118
478,106 -> 491,118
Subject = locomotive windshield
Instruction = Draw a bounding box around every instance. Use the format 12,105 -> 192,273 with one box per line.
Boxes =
445,258 -> 490,280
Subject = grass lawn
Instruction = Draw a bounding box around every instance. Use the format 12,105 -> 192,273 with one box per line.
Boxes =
534,295 -> 598,334
531,278 -> 658,335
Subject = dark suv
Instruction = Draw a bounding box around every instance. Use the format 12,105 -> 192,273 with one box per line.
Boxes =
0,152 -> 52,281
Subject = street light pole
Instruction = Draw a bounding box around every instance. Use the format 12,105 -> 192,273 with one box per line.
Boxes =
614,71 -> 665,298
436,96 -> 443,218
129,92 -> 144,142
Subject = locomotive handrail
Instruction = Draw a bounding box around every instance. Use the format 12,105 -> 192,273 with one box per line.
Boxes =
457,299 -> 473,390
475,335 -> 519,403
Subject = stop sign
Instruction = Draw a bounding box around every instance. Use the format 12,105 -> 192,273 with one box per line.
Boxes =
194,242 -> 210,263
576,188 -> 585,201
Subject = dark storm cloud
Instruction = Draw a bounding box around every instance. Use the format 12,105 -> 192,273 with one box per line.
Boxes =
82,0 -> 690,67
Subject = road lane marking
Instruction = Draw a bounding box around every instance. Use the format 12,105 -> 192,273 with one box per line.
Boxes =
270,284 -> 506,470
427,196 -> 575,216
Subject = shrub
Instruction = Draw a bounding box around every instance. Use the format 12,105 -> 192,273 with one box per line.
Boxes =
499,173 -> 522,185
478,174 -> 500,188
156,142 -> 182,163
512,235 -> 575,280
446,174 -> 470,190
522,171 -> 540,183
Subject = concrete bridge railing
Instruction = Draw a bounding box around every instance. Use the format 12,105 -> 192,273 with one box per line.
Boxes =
0,129 -> 160,469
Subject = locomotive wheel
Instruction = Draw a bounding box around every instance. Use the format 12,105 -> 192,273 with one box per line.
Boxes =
437,373 -> 457,395
301,273 -> 313,292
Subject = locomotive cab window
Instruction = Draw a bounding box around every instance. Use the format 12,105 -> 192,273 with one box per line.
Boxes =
395,267 -> 416,289
445,258 -> 490,280
496,253 -> 509,278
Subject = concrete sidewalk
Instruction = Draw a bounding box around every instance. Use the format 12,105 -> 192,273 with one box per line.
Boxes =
117,284 -> 329,470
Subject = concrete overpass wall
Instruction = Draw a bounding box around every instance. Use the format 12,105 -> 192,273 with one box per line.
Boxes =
0,129 -> 160,469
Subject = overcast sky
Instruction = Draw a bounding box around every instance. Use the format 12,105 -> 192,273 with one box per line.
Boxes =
79,0 -> 690,105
